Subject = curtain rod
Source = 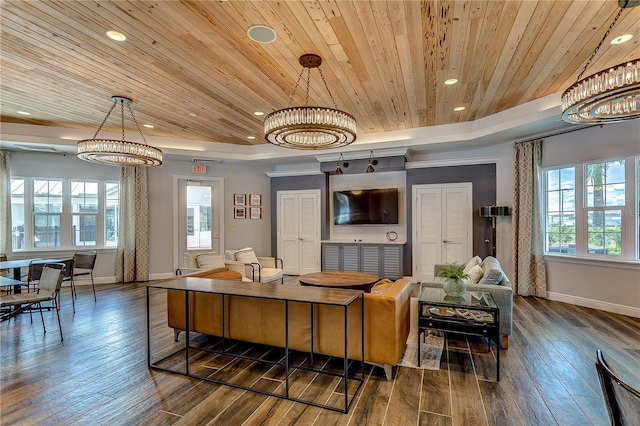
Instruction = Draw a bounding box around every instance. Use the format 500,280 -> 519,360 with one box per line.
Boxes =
515,124 -> 601,145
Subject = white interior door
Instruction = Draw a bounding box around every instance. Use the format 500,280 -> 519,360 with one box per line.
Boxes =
277,190 -> 320,275
413,183 -> 472,282
174,177 -> 224,270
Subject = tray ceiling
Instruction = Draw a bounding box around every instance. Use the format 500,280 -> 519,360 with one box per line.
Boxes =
1,1 -> 639,150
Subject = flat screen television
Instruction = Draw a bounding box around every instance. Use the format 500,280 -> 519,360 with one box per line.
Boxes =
333,188 -> 399,225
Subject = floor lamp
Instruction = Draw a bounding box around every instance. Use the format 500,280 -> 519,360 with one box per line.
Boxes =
479,206 -> 511,257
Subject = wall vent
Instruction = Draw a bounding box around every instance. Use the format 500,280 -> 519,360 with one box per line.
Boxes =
192,158 -> 222,164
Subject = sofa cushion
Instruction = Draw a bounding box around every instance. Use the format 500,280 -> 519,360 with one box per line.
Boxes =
196,253 -> 226,270
478,267 -> 504,285
371,279 -> 394,294
463,255 -> 482,274
235,247 -> 260,265
465,264 -> 484,284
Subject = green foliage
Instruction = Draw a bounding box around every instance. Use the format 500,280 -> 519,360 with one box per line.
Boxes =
437,262 -> 470,281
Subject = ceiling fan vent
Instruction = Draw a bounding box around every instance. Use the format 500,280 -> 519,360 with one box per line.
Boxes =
192,158 -> 222,164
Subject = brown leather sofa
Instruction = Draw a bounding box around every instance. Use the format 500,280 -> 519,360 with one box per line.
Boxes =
167,278 -> 412,379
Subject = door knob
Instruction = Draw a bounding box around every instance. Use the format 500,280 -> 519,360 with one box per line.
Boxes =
442,240 -> 450,243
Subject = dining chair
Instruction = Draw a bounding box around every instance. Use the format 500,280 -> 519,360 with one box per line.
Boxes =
0,263 -> 66,341
0,253 -> 8,277
61,258 -> 76,313
24,261 -> 45,293
595,349 -> 640,425
72,251 -> 97,302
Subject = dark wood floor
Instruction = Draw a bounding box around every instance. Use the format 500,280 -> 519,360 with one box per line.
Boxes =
1,277 -> 638,425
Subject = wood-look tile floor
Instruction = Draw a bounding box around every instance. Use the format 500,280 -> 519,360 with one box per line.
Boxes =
1,277 -> 639,425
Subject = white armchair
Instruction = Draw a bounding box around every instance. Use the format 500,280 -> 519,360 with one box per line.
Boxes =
225,247 -> 284,284
178,251 -> 252,282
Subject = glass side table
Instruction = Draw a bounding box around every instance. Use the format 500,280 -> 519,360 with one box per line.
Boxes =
418,286 -> 501,381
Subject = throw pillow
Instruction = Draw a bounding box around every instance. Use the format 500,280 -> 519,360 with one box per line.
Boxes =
371,279 -> 394,294
224,250 -> 237,262
463,255 -> 482,274
478,267 -> 504,285
196,253 -> 226,270
235,247 -> 261,265
481,256 -> 501,271
465,264 -> 483,284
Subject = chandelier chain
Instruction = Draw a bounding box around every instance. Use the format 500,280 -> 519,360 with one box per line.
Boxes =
305,68 -> 311,106
120,102 -> 126,142
318,67 -> 339,110
576,5 -> 625,81
287,67 -> 306,108
92,101 -> 117,139
127,103 -> 148,145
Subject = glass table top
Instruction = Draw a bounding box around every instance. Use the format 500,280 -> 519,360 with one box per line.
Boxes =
419,286 -> 497,309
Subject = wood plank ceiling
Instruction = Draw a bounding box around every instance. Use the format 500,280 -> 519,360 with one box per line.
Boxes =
1,1 -> 639,147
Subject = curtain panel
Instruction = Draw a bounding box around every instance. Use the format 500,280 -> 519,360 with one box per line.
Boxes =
116,166 -> 150,283
0,151 -> 12,258
512,140 -> 547,297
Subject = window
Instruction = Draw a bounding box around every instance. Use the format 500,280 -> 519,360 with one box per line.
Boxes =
10,178 -> 119,251
33,179 -> 62,247
543,156 -> 638,260
545,167 -> 576,254
71,181 -> 98,247
10,179 -> 25,250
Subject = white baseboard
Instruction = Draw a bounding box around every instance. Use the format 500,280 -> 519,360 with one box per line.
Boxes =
547,291 -> 640,318
72,272 -> 175,287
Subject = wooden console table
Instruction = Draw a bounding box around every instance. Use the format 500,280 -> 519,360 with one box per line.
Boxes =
147,277 -> 365,413
299,271 -> 379,292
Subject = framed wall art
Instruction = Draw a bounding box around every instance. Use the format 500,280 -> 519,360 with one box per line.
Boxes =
234,207 -> 246,219
250,194 -> 262,206
234,193 -> 246,206
250,207 -> 262,219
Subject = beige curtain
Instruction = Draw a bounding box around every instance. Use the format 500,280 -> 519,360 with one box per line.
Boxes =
116,166 -> 150,283
0,151 -> 12,258
513,140 -> 547,297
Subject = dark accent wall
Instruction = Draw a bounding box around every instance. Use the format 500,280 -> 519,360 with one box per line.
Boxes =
270,174 -> 328,256
405,163 -> 496,274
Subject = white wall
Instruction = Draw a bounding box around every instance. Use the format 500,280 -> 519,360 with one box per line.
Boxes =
6,152 -> 272,282
540,120 -> 640,317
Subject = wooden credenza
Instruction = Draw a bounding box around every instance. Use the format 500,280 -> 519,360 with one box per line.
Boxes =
321,241 -> 404,279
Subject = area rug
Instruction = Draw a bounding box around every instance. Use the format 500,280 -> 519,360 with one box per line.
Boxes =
397,297 -> 444,370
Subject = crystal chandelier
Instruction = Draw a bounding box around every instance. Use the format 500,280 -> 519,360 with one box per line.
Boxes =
264,54 -> 356,150
561,2 -> 639,124
78,96 -> 163,166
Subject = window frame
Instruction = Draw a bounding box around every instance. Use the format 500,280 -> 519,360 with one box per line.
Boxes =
10,176 -> 119,252
542,156 -> 638,261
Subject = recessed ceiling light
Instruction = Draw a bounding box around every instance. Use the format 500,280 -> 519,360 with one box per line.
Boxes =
444,78 -> 458,85
105,30 -> 127,42
247,136 -> 256,140
247,25 -> 277,44
189,113 -> 198,117
143,124 -> 154,128
610,34 -> 633,45
454,106 -> 466,111
253,111 -> 265,116
16,111 -> 31,115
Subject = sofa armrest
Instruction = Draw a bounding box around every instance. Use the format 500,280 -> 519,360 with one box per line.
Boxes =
225,261 -> 256,280
257,256 -> 283,269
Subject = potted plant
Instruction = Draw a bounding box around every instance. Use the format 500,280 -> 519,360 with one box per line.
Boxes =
437,262 -> 470,297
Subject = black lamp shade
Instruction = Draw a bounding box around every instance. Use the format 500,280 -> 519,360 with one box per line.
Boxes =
479,206 -> 510,217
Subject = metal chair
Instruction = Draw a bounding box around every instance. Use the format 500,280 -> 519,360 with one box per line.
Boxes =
595,349 -> 640,425
0,263 -> 66,340
72,251 -> 97,301
61,257 -> 76,312
24,261 -> 45,293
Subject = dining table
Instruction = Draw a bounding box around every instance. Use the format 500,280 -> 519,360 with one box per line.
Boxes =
0,258 -> 67,294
